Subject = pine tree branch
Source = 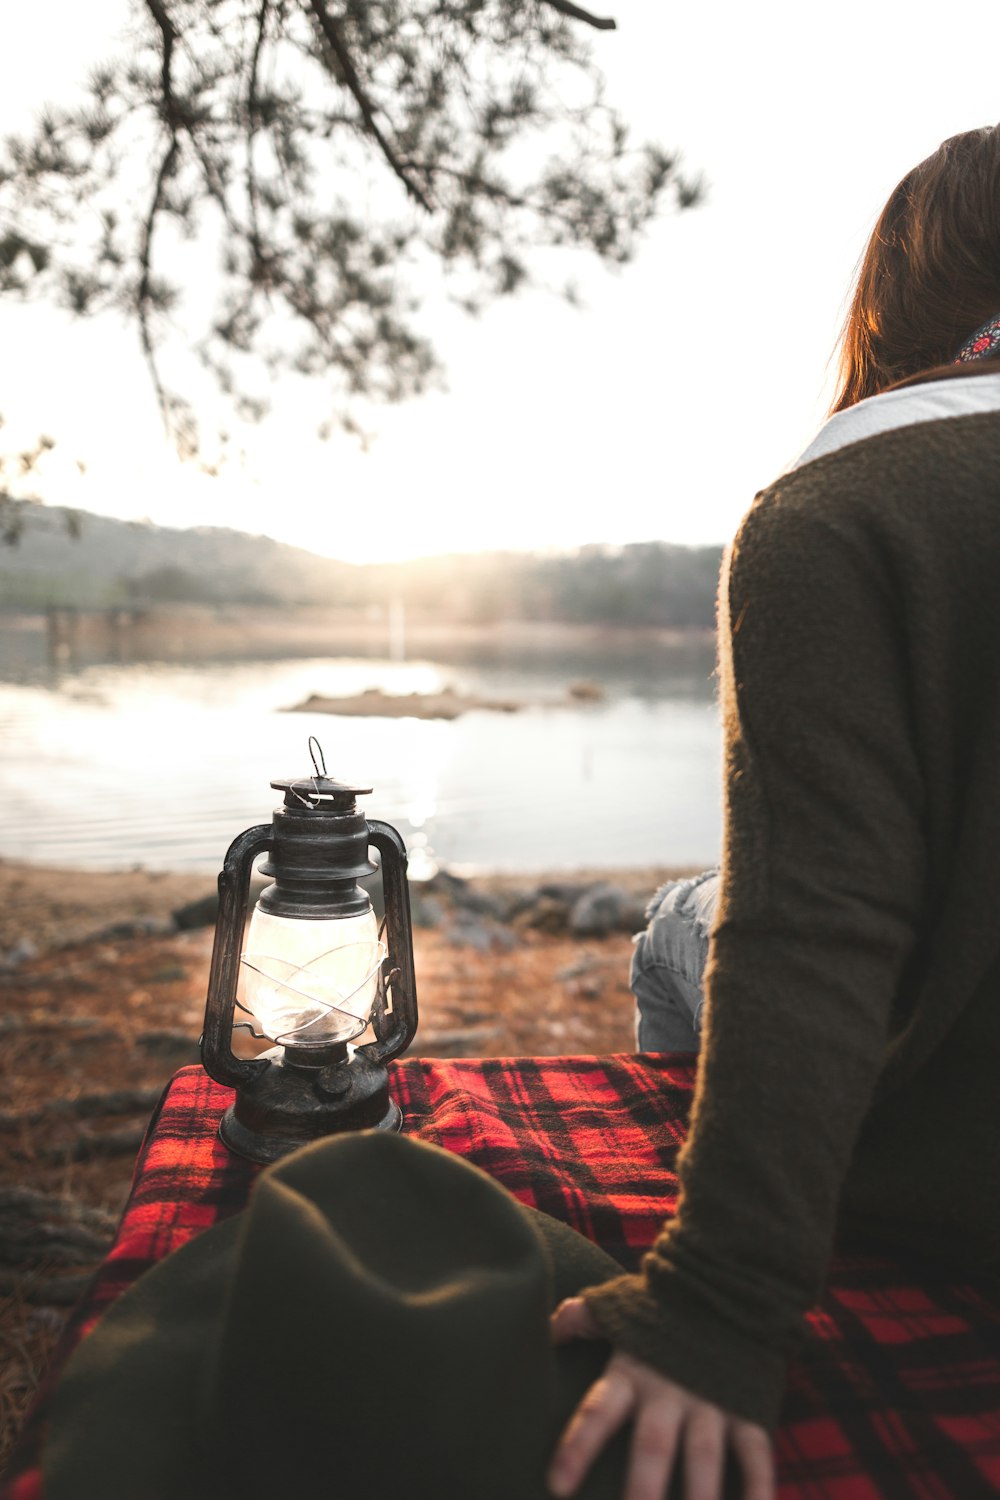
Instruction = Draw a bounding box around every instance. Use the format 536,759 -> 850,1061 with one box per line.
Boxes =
142,0 -> 182,124
245,0 -> 271,269
136,0 -> 185,432
306,0 -> 433,212
539,0 -> 617,29
403,158 -> 530,211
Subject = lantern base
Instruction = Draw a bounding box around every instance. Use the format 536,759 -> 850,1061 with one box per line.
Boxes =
218,1050 -> 401,1164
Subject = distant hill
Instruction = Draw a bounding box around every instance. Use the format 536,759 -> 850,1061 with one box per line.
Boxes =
0,501 -> 358,609
0,500 -> 723,629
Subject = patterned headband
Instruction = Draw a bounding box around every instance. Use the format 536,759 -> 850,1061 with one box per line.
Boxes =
954,314 -> 1000,363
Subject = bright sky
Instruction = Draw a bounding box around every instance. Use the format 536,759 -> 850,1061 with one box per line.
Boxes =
2,2 -> 999,563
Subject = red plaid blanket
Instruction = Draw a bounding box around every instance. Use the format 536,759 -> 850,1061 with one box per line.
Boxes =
5,1055 -> 1000,1498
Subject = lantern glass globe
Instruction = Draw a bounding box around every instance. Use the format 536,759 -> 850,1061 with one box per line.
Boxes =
241,905 -> 383,1047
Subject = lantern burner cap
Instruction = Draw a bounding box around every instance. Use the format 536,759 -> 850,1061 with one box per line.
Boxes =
271,773 -> 373,807
272,738 -> 370,808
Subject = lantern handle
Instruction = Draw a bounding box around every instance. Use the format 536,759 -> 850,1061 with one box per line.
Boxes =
308,736 -> 327,777
200,824 -> 274,1088
358,820 -> 418,1066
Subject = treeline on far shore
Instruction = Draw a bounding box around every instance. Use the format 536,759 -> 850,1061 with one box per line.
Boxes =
354,544 -> 722,629
0,500 -> 723,630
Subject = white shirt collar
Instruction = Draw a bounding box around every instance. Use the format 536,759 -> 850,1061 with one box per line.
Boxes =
792,371 -> 1000,473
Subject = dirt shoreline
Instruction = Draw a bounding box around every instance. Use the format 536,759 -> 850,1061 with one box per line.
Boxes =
0,859 -> 213,956
0,857 -> 685,957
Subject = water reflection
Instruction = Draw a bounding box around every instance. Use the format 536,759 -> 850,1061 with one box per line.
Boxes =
0,620 -> 721,874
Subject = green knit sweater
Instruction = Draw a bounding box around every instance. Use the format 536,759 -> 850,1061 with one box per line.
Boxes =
582,404 -> 1000,1430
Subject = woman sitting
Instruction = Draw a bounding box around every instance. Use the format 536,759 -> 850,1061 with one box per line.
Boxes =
549,124 -> 1000,1500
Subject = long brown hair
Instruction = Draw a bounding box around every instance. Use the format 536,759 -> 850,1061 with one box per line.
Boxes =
833,125 -> 1000,413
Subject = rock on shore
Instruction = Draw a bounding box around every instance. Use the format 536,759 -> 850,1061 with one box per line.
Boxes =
0,859 -> 688,966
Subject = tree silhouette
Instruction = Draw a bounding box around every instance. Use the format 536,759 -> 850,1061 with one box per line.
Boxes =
0,0 -> 699,461
0,426 -> 82,544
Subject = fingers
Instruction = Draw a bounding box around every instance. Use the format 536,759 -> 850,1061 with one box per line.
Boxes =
550,1296 -> 602,1344
730,1422 -> 776,1500
623,1400 -> 682,1500
681,1407 -> 724,1500
546,1335 -> 776,1500
548,1365 -> 636,1497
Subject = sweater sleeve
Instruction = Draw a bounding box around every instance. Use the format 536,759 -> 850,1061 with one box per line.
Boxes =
582,486 -> 928,1429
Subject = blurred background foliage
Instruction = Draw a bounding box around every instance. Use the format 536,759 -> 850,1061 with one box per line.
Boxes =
0,0 -> 699,464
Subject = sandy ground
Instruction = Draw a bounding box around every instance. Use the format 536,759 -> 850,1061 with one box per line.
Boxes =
0,857 -> 690,1471
0,859 -> 212,954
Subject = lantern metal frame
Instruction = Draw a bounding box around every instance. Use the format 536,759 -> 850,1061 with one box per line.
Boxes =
200,759 -> 418,1164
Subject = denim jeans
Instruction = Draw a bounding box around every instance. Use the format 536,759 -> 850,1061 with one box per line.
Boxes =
631,869 -> 720,1052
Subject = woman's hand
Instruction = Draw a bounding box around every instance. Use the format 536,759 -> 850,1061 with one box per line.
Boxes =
547,1298 -> 775,1500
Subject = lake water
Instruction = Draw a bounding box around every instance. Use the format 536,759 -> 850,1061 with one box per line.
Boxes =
0,628 -> 722,876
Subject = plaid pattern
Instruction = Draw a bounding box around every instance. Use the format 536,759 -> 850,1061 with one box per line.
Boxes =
5,1055 -> 1000,1498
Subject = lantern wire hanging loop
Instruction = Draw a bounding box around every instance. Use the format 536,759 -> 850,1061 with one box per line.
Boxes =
285,737 -> 338,810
